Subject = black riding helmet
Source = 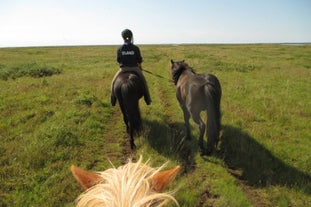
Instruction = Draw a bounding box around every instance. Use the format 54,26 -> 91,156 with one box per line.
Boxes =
122,29 -> 133,42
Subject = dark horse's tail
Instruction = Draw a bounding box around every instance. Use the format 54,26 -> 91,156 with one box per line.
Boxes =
203,74 -> 222,154
116,73 -> 143,137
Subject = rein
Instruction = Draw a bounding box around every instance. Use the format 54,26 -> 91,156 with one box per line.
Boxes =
142,68 -> 174,83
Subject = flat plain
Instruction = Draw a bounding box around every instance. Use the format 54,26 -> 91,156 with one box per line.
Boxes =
0,44 -> 310,206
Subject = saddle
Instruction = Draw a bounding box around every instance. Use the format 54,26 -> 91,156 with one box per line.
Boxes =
111,69 -> 151,106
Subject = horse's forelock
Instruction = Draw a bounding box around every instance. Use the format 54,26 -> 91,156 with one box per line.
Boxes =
75,157 -> 177,207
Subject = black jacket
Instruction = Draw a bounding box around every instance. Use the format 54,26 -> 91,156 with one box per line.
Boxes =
117,44 -> 142,67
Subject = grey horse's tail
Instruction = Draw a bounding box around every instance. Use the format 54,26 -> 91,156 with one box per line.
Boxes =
203,75 -> 222,154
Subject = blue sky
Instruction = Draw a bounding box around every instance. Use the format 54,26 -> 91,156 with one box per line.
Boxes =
0,0 -> 310,47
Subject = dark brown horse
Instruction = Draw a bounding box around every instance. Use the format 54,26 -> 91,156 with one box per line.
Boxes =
171,60 -> 222,155
112,71 -> 144,149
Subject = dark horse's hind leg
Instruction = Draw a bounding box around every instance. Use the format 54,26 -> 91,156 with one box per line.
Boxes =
120,104 -> 129,133
126,119 -> 136,150
129,131 -> 136,150
119,102 -> 134,149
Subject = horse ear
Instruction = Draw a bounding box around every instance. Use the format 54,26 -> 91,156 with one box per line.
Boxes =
71,165 -> 103,190
151,165 -> 180,192
171,59 -> 174,64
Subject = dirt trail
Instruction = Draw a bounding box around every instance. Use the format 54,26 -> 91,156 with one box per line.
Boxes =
102,108 -> 136,165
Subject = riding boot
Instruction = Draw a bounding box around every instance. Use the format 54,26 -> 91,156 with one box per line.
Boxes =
111,93 -> 116,106
144,87 -> 152,105
137,70 -> 151,105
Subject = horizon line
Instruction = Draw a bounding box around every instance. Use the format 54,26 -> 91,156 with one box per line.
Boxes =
1,42 -> 310,49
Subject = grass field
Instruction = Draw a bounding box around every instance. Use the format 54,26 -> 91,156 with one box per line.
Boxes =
0,44 -> 310,207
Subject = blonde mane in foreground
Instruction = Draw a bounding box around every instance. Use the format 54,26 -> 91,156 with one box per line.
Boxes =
71,157 -> 180,207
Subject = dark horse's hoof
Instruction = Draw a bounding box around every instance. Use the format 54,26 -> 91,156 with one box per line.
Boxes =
199,148 -> 206,156
130,143 -> 136,150
205,145 -> 214,156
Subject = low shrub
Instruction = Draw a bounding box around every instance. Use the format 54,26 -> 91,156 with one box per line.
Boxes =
0,62 -> 62,80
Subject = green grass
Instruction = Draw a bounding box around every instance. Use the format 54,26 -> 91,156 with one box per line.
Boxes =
0,44 -> 310,206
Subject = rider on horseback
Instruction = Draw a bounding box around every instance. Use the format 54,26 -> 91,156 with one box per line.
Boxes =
111,29 -> 152,106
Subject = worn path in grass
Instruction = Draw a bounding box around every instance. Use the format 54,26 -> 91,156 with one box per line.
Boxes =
99,105 -> 136,166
